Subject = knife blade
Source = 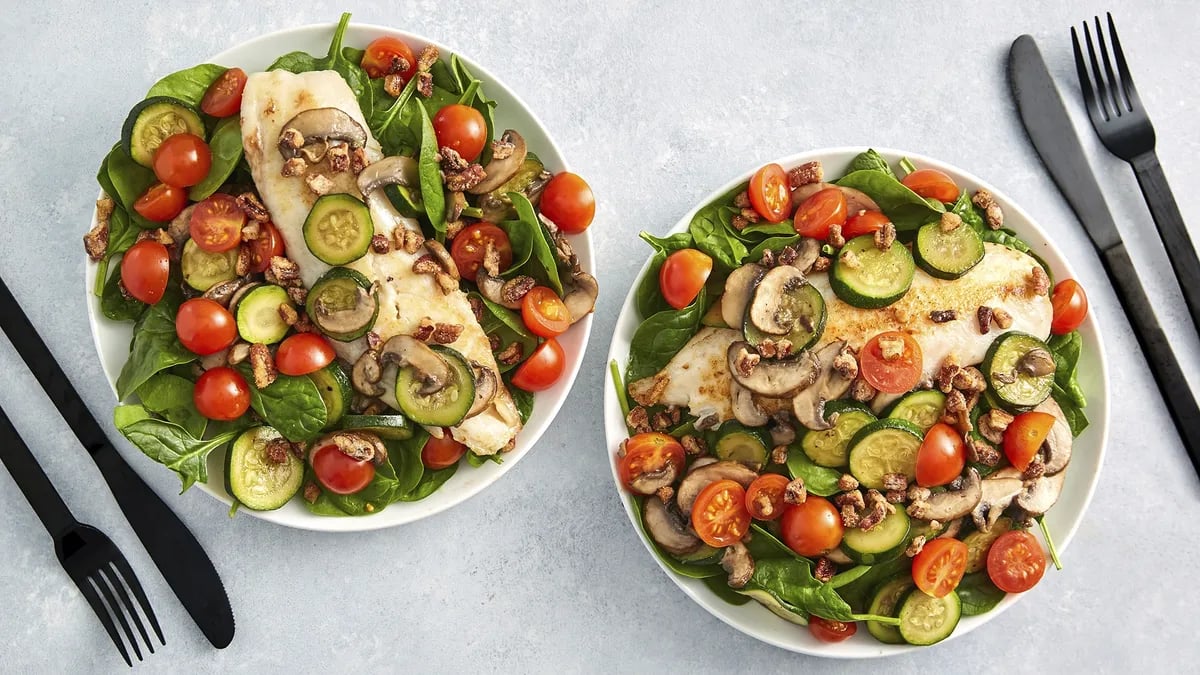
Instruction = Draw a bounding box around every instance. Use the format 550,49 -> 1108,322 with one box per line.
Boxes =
1009,34 -> 1200,475
0,277 -> 235,648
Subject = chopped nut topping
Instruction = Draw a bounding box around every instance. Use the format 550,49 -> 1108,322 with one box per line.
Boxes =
839,249 -> 862,270
784,478 -> 807,505
812,256 -> 831,273
965,433 -> 1001,466
443,164 -> 487,192
350,147 -> 367,174
277,303 -> 299,326
682,435 -> 708,456
733,190 -> 751,208
840,505 -> 861,529
978,409 -> 1014,445
413,317 -> 436,342
136,228 -> 175,248
777,245 -> 800,267
500,276 -> 536,305
371,233 -> 392,254
936,355 -> 961,393
327,144 -> 351,173
490,137 -> 515,160
905,535 -> 927,558
430,322 -> 463,345
83,214 -> 110,261
625,406 -> 651,434
383,73 -> 405,97
907,485 -> 932,502
438,147 -> 470,172
655,485 -> 675,505
827,223 -> 845,248
445,219 -> 466,240
496,342 -> 524,365
286,286 -> 308,306
788,161 -> 823,188
249,343 -> 277,389
952,366 -> 987,393
813,557 -> 836,583
759,248 -> 775,267
412,254 -> 442,276
265,438 -> 292,464
234,244 -> 251,276
416,45 -> 439,70
992,307 -> 1014,329
235,194 -> 268,225
394,228 -> 425,254
874,221 -> 897,250
281,157 -> 307,177
878,334 -> 906,361
267,256 -> 302,287
279,127 -> 304,151
364,331 -> 383,352
304,173 -> 335,196
1022,458 -> 1047,481
834,490 -> 865,511
303,482 -> 321,503
770,445 -> 789,465
885,489 -> 906,504
832,348 -> 858,380
977,305 -> 994,334
241,221 -> 262,241
733,347 -> 760,377
416,71 -> 433,97
849,376 -> 876,402
940,211 -> 963,232
1028,267 -> 1050,296
739,207 -> 761,225
837,474 -> 859,491
930,309 -> 958,323
973,189 -> 1004,229
881,473 -> 908,492
757,338 -> 794,360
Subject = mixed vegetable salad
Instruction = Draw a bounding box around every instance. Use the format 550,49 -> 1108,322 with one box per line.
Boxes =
612,150 -> 1090,646
85,14 -> 597,517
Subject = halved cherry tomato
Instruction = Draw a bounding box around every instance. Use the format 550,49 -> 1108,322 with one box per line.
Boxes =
521,286 -> 571,338
986,530 -> 1047,593
793,187 -> 847,239
916,423 -> 966,487
748,163 -> 792,223
275,333 -> 335,376
744,473 -> 790,521
133,183 -> 187,222
842,209 -> 891,239
859,331 -> 923,394
780,496 -> 843,557
200,67 -> 248,118
617,432 -> 685,495
450,222 -> 512,282
360,36 -> 417,81
153,133 -> 211,188
901,169 -> 960,203
311,443 -> 375,495
248,222 -> 285,274
120,240 -> 170,305
691,479 -> 752,548
422,431 -> 468,470
432,104 -> 487,162
659,248 -> 712,310
540,172 -> 596,234
1051,279 -> 1088,334
1004,411 -> 1056,471
510,338 -> 565,392
193,366 -> 250,421
175,298 -> 237,356
189,193 -> 245,253
911,537 -> 968,598
808,617 -> 858,643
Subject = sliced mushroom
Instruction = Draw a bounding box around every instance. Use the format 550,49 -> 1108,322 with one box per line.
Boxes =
825,547 -> 853,565
1014,471 -> 1066,516
748,266 -> 806,335
676,460 -> 759,515
627,454 -> 683,496
278,108 -> 367,161
792,341 -> 855,431
352,350 -> 385,397
721,541 -> 755,589
688,456 -> 719,472
476,270 -> 520,309
722,264 -> 766,329
1036,398 -> 1073,475
464,363 -> 498,419
731,379 -> 770,427
424,240 -> 460,280
643,496 -> 702,557
727,341 -> 820,398
791,182 -> 880,214
563,271 -> 598,323
167,204 -> 195,245
309,284 -> 378,337
935,517 -> 965,539
379,335 -> 452,396
202,277 -> 247,308
910,468 -> 982,521
468,130 -> 528,194
228,282 -> 262,312
311,430 -> 388,466
792,238 -> 822,275
356,155 -> 418,197
971,470 -> 1023,532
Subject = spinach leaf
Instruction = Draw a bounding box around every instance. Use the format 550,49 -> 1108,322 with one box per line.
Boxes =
836,170 -> 944,231
740,221 -> 796,238
689,188 -> 750,271
268,13 -> 368,110
104,145 -> 157,227
749,235 -> 801,262
137,372 -> 207,439
510,385 -> 535,425
116,288 -> 196,400
628,495 -> 723,579
239,370 -> 328,442
317,442 -> 418,517
835,555 -> 911,613
145,64 -> 227,107
957,572 -> 1006,616
188,116 -> 243,201
370,74 -> 420,155
389,429 -> 429,495
416,103 -> 447,236
1047,331 -> 1089,436
1037,515 -> 1064,570
497,219 -> 536,275
94,207 -> 141,298
509,193 -> 563,294
829,565 -> 872,589
418,84 -> 462,121
396,462 -> 459,502
746,523 -> 804,561
702,575 -> 753,606
100,261 -> 146,322
950,192 -> 986,231
846,149 -> 897,178
120,420 -> 240,492
113,404 -> 152,430
472,293 -> 539,373
746,558 -> 899,623
640,230 -> 694,256
635,231 -> 695,318
785,446 -> 841,496
97,149 -> 120,206
625,288 -> 706,383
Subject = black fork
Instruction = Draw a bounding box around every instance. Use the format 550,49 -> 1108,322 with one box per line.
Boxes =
1073,13 -> 1200,334
0,406 -> 163,666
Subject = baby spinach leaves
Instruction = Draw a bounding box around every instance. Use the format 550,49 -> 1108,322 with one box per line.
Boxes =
116,287 -> 197,400
103,144 -> 157,227
136,372 -> 208,439
746,559 -> 899,624
635,231 -> 695,318
625,288 -> 707,383
472,293 -> 538,373
784,445 -> 841,496
269,13 -> 371,114
145,64 -> 227,107
957,572 -> 1006,616
846,148 -> 897,178
836,169 -> 944,231
1048,330 -> 1089,436
509,386 -> 535,425
188,116 -> 243,201
416,104 -> 447,236
238,369 -> 328,442
120,419 -> 241,493
506,193 -> 563,294
688,186 -> 750,271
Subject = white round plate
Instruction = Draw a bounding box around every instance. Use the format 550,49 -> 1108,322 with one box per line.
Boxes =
84,22 -> 593,531
603,148 -> 1108,657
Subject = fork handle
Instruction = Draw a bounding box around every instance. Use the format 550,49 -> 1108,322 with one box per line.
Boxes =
1131,152 -> 1200,334
0,405 -> 78,537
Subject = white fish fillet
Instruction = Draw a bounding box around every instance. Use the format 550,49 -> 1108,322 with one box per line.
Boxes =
240,70 -> 520,454
630,244 -> 1053,425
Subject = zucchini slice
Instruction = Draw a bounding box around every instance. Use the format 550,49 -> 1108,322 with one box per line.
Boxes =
339,414 -> 413,440
714,423 -> 770,467
801,401 -> 876,468
898,589 -> 962,645
181,239 -> 238,292
848,418 -> 924,489
982,332 -> 1055,411
830,234 -> 915,309
121,96 -> 206,167
236,284 -> 294,345
913,220 -> 985,279
306,267 -> 380,342
885,390 -> 947,434
743,280 -> 826,352
866,576 -> 915,644
394,346 -> 475,427
963,517 -> 1013,573
308,363 -> 352,429
303,194 -> 374,265
224,426 -> 304,511
842,508 -> 911,565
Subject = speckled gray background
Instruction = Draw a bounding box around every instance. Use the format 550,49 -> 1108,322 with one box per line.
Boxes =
1,0 -> 1199,672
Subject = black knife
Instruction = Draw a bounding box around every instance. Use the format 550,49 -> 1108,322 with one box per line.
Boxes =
1008,34 -> 1200,476
0,277 -> 235,648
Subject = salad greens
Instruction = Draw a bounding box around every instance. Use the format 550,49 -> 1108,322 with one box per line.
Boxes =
119,418 -> 241,493
115,287 -> 197,400
237,368 -> 328,443
625,288 -> 707,383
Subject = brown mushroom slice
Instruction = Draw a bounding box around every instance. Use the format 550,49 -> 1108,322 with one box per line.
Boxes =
825,547 -> 853,565
356,155 -> 419,197
792,341 -> 855,431
643,496 -> 703,557
676,460 -> 759,515
722,264 -> 766,329
911,468 -> 982,521
748,266 -> 806,335
1036,399 -> 1073,475
310,284 -> 379,337
792,238 -> 822,275
167,204 -> 195,245
935,517 -> 965,539
379,335 -> 453,396
278,107 -> 367,160
688,456 -> 719,473
468,130 -> 528,194
476,270 -> 521,310
352,350 -> 385,397
464,363 -> 498,420
971,471 -> 1023,532
731,379 -> 770,427
425,240 -> 460,280
311,430 -> 389,466
721,541 -> 755,589
1014,471 -> 1066,516
563,271 -> 599,323
791,182 -> 881,214
628,457 -> 683,496
726,341 -> 820,398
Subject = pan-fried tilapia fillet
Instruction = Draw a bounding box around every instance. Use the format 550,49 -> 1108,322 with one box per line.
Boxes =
240,70 -> 520,454
629,244 -> 1052,425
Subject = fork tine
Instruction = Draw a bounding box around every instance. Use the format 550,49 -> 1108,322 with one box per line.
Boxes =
1071,27 -> 1106,124
110,555 -> 165,646
1082,21 -> 1116,121
1093,15 -> 1127,114
1107,12 -> 1143,111
100,563 -> 155,655
93,570 -> 143,662
78,578 -> 132,667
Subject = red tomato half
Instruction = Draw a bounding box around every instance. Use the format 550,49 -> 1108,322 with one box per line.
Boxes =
912,537 -> 968,598
450,223 -> 513,282
617,433 -> 685,495
311,443 -> 375,495
275,333 -> 335,376
422,432 -> 468,470
190,193 -> 245,253
748,163 -> 792,223
433,104 -> 487,162
120,240 -> 170,305
360,36 -> 417,81
200,67 -> 247,118
1004,411 -> 1056,471
133,183 -> 187,222
691,479 -> 752,548
745,473 -> 790,521
916,423 -> 966,487
540,172 -> 596,234
902,169 -> 960,203
780,496 -> 843,557
809,617 -> 858,643
659,248 -> 712,310
193,367 -> 250,421
248,222 -> 285,274
987,530 -> 1048,593
510,339 -> 565,392
1051,279 -> 1088,334
793,187 -> 847,239
859,331 -> 923,394
153,133 -> 211,188
521,286 -> 571,338
175,298 -> 237,356
842,210 -> 890,239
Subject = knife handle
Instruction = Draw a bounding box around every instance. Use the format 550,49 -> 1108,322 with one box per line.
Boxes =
1131,152 -> 1200,336
0,405 -> 78,538
1101,242 -> 1200,474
